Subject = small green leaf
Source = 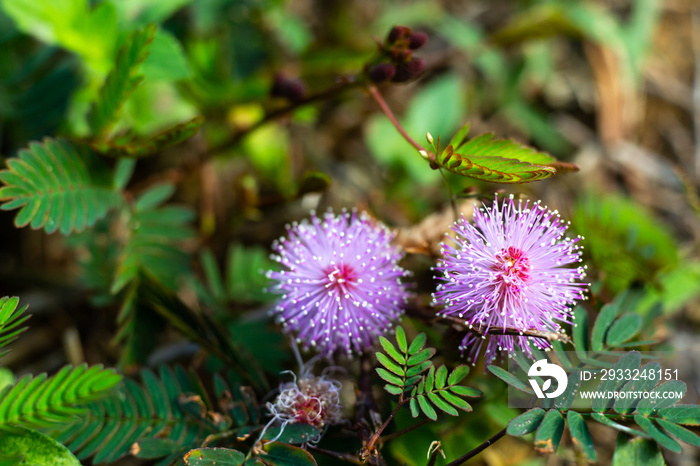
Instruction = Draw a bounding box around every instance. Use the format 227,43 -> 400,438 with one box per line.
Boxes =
424,366 -> 435,393
132,437 -> 180,459
657,405 -> 700,426
408,333 -> 427,354
591,413 -> 650,438
573,306 -> 590,359
487,365 -> 533,393
554,371 -> 581,410
656,419 -> 700,447
612,436 -> 665,466
634,415 -> 681,453
507,408 -> 545,436
447,365 -> 470,386
184,447 -> 246,465
376,353 -> 405,377
613,362 -> 661,415
591,304 -> 618,352
378,337 -> 405,364
88,24 -> 157,137
417,395 -> 438,421
406,361 -> 432,378
296,171 -> 331,197
409,396 -> 419,418
567,411 -> 596,461
592,351 -> 641,413
427,392 -> 458,416
534,410 -> 565,454
431,125 -> 568,184
135,183 -> 175,211
113,158 -> 136,191
406,348 -> 435,366
606,314 -> 642,347
0,426 -> 80,465
449,385 -> 481,397
90,117 -> 205,158
435,365 -> 448,389
438,390 -> 472,412
376,368 -> 404,387
259,442 -> 317,466
262,424 -> 320,445
636,381 -> 686,415
395,326 -> 408,353
383,384 -> 403,396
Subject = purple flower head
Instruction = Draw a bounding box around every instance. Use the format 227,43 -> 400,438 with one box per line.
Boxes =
432,195 -> 588,365
267,209 -> 410,357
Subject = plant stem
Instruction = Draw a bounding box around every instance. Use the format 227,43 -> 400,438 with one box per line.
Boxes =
438,167 -> 458,220
361,398 -> 406,461
206,77 -> 361,157
379,418 -> 430,443
366,85 -> 426,153
308,445 -> 364,465
443,428 -> 507,466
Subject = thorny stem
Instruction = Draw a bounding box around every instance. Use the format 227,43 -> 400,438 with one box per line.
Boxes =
361,397 -> 407,461
366,85 -> 426,153
443,428 -> 507,466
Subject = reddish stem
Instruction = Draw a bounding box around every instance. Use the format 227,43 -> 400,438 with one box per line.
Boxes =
366,85 -> 426,153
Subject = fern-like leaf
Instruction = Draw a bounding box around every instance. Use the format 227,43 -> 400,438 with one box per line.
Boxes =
88,24 -> 156,137
377,327 -> 434,396
53,366 -> 260,464
0,297 -> 29,359
427,123 -> 578,184
111,183 -> 194,294
0,138 -> 123,235
409,365 -> 480,420
91,117 -> 205,158
0,364 -> 122,430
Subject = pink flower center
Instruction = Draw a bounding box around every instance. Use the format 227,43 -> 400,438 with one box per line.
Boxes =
493,246 -> 531,287
294,397 -> 324,426
324,263 -> 357,293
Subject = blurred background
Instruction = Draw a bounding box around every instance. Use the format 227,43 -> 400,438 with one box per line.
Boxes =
1,0 -> 699,464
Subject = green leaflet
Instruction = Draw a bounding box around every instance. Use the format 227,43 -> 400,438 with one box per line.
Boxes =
0,364 -> 121,430
90,116 -> 204,158
0,138 -> 122,235
88,24 -> 156,137
56,366 -> 261,464
426,123 -> 577,184
0,297 -> 29,359
0,426 -> 81,466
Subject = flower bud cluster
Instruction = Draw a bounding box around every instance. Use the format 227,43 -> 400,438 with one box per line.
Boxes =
367,25 -> 428,84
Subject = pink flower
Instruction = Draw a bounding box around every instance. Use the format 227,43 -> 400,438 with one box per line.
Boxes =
267,210 -> 410,357
433,195 -> 587,364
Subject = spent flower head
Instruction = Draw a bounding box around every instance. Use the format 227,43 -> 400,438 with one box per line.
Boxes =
266,209 -> 411,357
432,195 -> 588,364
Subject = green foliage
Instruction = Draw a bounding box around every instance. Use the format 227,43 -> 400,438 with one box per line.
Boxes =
192,242 -> 277,314
184,447 -> 245,465
0,138 -> 122,235
0,364 -> 121,431
572,193 -> 678,294
54,366 -> 261,464
377,327 -> 481,421
425,123 -> 577,184
408,365 -> 480,420
0,297 -> 29,359
90,116 -> 204,158
111,183 -> 194,294
0,426 -> 81,466
88,24 -> 156,138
